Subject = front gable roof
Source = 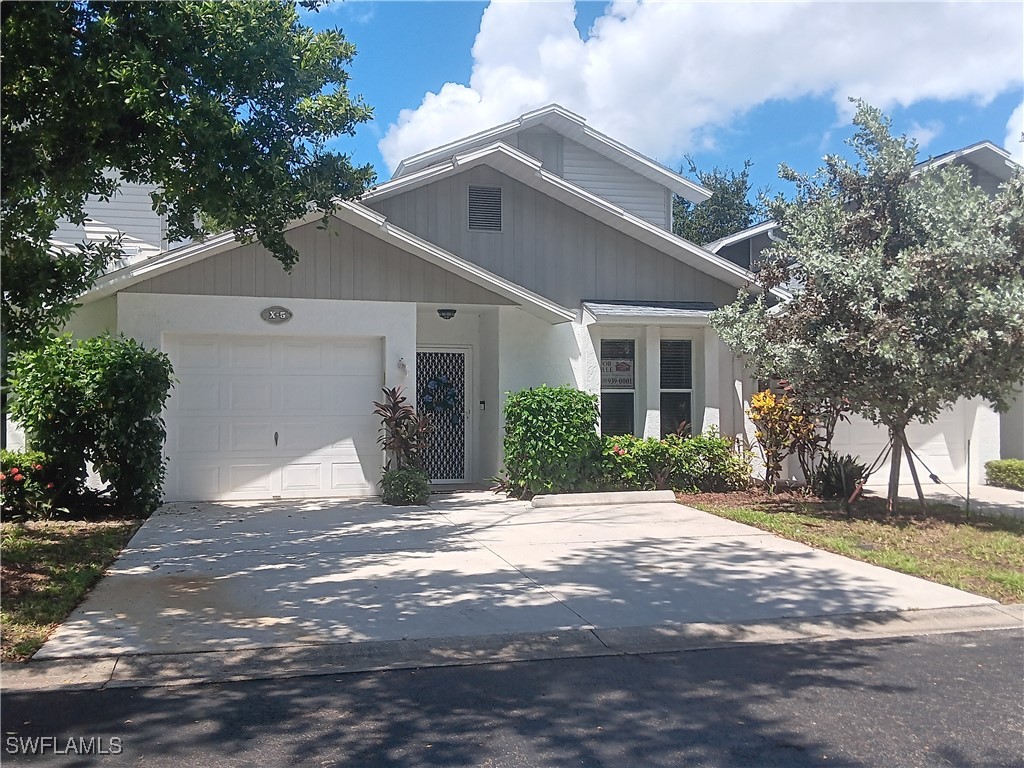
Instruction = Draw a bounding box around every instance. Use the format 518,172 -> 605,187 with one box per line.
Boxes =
390,104 -> 711,204
79,202 -> 574,324
366,141 -> 787,301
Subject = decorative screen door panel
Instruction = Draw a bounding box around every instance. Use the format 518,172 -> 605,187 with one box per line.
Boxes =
416,350 -> 469,482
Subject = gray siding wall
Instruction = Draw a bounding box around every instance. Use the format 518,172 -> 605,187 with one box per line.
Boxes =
368,167 -> 738,309
561,139 -> 670,230
515,126 -> 563,175
126,219 -> 514,306
53,180 -> 165,257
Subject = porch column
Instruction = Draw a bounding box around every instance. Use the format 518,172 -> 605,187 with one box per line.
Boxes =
703,325 -> 721,434
643,325 -> 661,438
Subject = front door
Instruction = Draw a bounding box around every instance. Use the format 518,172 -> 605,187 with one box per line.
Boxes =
416,349 -> 469,483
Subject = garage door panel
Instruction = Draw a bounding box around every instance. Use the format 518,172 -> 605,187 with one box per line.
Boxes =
324,341 -> 378,370
175,422 -> 221,453
165,334 -> 383,501
229,380 -> 273,411
229,423 -> 275,452
177,340 -> 221,369
280,342 -> 322,369
281,463 -> 322,492
230,341 -> 273,369
229,464 -> 274,493
171,462 -> 221,499
177,378 -> 223,411
331,462 -> 373,491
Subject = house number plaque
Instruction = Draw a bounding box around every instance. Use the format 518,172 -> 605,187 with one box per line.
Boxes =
260,306 -> 293,324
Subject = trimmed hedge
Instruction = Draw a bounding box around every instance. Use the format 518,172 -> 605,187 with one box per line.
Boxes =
985,459 -> 1024,491
499,385 -> 752,498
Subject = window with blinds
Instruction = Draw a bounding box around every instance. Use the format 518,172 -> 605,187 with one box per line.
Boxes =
660,339 -> 692,437
468,186 -> 502,231
600,339 -> 635,436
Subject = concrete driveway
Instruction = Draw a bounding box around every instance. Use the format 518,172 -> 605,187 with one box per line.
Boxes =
36,492 -> 994,659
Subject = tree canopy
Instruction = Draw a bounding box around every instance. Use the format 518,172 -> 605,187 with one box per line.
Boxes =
711,100 -> 1024,507
1,0 -> 374,354
673,158 -> 767,245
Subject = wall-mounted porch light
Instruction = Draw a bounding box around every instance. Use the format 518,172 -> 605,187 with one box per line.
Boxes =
437,308 -> 457,320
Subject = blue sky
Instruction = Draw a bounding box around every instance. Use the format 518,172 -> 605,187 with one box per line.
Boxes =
302,1 -> 1023,196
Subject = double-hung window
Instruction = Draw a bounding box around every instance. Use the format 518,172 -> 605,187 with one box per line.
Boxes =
600,339 -> 635,436
660,339 -> 692,437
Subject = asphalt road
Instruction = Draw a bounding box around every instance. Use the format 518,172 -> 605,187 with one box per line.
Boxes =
3,629 -> 1022,767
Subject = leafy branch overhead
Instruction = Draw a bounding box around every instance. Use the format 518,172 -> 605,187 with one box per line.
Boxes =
1,0 -> 375,352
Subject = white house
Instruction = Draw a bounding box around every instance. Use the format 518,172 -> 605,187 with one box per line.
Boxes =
44,106 -> 1009,500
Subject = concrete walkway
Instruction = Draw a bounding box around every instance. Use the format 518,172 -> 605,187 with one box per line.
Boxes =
881,482 -> 1024,520
29,492 -> 1002,665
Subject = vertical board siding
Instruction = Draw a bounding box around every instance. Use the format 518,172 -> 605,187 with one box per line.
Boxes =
125,220 -> 514,307
368,172 -> 738,309
561,140 -> 670,230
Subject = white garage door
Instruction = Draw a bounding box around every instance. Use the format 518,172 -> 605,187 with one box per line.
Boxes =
163,335 -> 383,501
831,402 -> 971,484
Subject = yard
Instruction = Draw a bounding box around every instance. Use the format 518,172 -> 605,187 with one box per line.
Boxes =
1,518 -> 143,661
681,491 -> 1024,604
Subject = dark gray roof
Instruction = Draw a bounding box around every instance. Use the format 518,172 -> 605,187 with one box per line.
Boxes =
583,300 -> 717,318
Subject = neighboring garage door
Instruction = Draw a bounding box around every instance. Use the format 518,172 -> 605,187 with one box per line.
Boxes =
831,401 -> 971,484
163,335 -> 383,501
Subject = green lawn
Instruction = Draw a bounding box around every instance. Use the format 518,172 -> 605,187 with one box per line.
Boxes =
680,492 -> 1024,604
1,519 -> 142,661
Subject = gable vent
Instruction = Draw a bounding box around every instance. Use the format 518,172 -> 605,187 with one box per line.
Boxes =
468,186 -> 502,231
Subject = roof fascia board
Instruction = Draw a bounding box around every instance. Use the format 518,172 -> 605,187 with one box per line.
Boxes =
588,313 -> 711,326
706,220 -> 780,253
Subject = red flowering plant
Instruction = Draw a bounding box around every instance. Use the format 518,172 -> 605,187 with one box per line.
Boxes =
1,450 -> 57,520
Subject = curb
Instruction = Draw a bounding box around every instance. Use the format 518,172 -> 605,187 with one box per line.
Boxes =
3,604 -> 1020,694
531,490 -> 676,508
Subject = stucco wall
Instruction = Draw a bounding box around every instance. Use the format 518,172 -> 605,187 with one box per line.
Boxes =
117,293 -> 416,393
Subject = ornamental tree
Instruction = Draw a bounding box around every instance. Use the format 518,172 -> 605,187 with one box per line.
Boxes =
1,0 -> 374,356
673,158 -> 768,245
712,100 -> 1024,510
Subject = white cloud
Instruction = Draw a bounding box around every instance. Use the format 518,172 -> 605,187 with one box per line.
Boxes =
1005,101 -> 1024,164
907,120 -> 944,150
378,0 -> 1024,173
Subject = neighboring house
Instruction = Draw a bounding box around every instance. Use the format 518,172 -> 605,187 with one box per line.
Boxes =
47,107 -> 1009,501
51,172 -> 181,268
706,140 -> 1023,474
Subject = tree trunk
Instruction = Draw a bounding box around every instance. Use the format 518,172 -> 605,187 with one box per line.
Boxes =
886,427 -> 903,515
900,428 -> 927,514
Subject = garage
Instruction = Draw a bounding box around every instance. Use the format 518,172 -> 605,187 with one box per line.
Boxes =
830,399 -> 993,485
163,334 -> 383,501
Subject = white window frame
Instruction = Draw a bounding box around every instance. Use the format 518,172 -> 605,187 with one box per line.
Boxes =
599,336 -> 640,437
659,335 -> 695,438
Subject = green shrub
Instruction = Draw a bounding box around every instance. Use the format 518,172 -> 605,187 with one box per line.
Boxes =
9,334 -> 175,514
816,453 -> 868,499
380,467 -> 431,505
501,385 -> 600,498
1,449 -> 57,520
985,459 -> 1024,491
599,430 -> 752,493
667,431 -> 753,492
